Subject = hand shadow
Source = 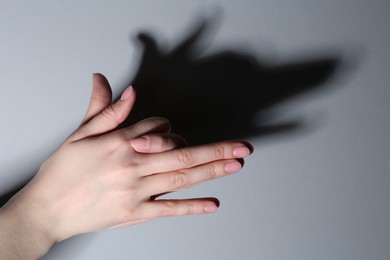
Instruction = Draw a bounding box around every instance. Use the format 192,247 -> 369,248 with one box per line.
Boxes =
120,18 -> 341,145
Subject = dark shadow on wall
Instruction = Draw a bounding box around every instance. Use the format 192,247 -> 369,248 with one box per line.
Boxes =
0,17 -> 347,259
0,17 -> 343,207
119,18 -> 341,145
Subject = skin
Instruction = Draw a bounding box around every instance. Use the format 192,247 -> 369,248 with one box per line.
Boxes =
0,73 -> 252,259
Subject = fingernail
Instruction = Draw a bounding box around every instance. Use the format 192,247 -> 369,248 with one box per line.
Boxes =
204,204 -> 218,213
121,85 -> 133,100
131,137 -> 149,151
233,146 -> 250,157
224,161 -> 242,173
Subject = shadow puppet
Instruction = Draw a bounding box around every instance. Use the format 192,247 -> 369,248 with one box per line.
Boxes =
120,19 -> 341,146
1,17 -> 342,219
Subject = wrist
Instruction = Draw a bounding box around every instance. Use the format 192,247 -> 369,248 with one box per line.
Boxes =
0,193 -> 57,259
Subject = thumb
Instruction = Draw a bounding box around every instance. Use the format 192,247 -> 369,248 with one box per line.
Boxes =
69,84 -> 136,142
80,73 -> 113,125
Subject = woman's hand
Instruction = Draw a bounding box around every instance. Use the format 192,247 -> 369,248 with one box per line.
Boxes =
0,74 -> 252,258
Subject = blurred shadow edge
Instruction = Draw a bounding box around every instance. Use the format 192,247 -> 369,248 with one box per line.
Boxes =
119,17 -> 347,145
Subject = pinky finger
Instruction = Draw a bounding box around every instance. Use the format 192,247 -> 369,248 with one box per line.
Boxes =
139,198 -> 220,220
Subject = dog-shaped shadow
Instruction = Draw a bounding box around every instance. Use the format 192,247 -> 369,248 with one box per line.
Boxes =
121,19 -> 340,145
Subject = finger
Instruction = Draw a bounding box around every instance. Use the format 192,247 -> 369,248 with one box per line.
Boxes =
138,141 -> 252,175
138,199 -> 219,220
117,117 -> 171,140
69,85 -> 136,141
80,73 -> 113,125
131,133 -> 187,153
139,159 -> 242,197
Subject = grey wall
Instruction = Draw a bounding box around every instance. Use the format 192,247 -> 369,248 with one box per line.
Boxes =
1,1 -> 389,259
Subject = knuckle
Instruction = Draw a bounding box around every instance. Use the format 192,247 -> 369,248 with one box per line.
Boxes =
208,165 -> 218,178
161,201 -> 175,217
215,145 -> 226,160
177,149 -> 193,166
187,203 -> 195,215
102,105 -> 121,125
174,172 -> 189,189
102,105 -> 116,118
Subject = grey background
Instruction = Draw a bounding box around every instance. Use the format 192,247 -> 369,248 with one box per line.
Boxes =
1,1 -> 389,259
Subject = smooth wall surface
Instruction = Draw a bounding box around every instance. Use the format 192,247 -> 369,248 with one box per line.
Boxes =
1,1 -> 389,259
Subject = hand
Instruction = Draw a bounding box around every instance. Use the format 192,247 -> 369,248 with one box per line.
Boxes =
2,74 -> 252,248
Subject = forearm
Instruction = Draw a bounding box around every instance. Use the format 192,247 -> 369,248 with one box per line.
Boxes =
0,199 -> 55,260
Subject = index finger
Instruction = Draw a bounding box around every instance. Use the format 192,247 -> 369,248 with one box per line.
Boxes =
137,141 -> 252,176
